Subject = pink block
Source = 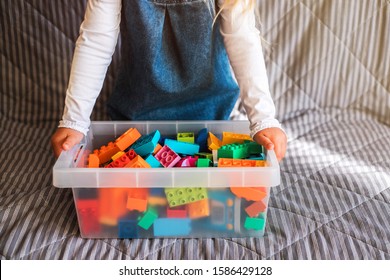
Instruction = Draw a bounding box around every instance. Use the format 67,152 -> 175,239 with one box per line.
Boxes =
155,145 -> 181,168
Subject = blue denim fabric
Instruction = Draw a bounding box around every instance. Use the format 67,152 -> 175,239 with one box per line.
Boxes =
107,0 -> 240,121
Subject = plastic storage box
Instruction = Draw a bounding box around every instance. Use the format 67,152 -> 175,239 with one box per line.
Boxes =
53,121 -> 280,238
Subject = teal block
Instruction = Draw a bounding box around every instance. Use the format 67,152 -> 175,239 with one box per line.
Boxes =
138,209 -> 158,230
145,154 -> 163,168
131,130 -> 160,156
244,217 -> 265,231
153,218 -> 191,236
164,138 -> 199,155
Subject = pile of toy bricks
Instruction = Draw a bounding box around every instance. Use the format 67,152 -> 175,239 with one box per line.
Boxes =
77,127 -> 269,238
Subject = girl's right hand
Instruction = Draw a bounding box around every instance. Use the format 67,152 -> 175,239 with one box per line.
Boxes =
51,127 -> 84,158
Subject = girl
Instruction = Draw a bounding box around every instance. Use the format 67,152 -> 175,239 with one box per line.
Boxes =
51,0 -> 287,161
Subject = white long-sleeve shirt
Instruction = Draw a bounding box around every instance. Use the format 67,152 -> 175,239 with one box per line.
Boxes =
59,0 -> 282,137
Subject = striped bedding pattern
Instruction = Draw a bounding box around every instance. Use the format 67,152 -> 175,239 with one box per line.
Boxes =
0,0 -> 389,259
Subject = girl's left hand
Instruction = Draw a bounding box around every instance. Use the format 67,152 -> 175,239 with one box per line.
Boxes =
253,127 -> 287,162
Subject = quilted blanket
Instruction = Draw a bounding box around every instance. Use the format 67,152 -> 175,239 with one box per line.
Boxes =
0,0 -> 389,259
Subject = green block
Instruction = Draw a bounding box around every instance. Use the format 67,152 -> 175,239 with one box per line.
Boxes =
195,152 -> 213,160
196,158 -> 212,167
177,132 -> 195,144
244,140 -> 264,155
137,209 -> 158,230
164,187 -> 208,207
218,143 -> 249,159
244,217 -> 265,231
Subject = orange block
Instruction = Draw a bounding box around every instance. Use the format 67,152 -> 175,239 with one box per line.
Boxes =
88,153 -> 100,168
98,188 -> 128,225
207,132 -> 222,150
96,142 -> 120,164
125,155 -> 151,168
245,200 -> 267,217
115,127 -> 142,151
187,199 -> 210,219
153,143 -> 163,155
230,187 -> 267,201
126,197 -> 147,212
222,132 -> 252,145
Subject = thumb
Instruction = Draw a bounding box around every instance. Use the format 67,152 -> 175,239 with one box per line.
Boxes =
254,133 -> 274,151
62,134 -> 81,151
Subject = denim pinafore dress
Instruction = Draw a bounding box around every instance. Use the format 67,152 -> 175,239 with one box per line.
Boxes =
107,0 -> 240,121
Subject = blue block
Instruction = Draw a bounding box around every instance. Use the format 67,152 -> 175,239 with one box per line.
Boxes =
153,218 -> 191,237
118,220 -> 139,238
145,154 -> 163,168
149,188 -> 165,197
164,139 -> 199,155
131,130 -> 160,156
196,128 -> 208,152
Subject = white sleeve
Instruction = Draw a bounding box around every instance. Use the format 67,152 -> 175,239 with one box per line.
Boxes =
218,0 -> 282,138
59,0 -> 121,135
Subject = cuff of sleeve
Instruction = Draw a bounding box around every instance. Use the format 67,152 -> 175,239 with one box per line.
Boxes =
250,119 -> 285,139
58,120 -> 89,136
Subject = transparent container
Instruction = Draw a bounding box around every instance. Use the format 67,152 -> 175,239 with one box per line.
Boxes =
53,121 -> 280,238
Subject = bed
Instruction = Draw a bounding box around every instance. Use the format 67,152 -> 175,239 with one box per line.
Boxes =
1,0 -> 389,260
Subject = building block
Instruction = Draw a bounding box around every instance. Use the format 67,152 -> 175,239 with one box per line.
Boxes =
76,199 -> 100,235
195,128 -> 208,152
126,197 -> 148,212
167,205 -> 187,218
105,153 -> 130,168
115,127 -> 142,151
196,158 -> 212,167
128,187 -> 149,199
195,152 -> 213,160
137,208 -> 158,230
153,218 -> 191,237
125,155 -> 151,168
218,158 -> 266,167
88,153 -> 100,168
144,154 -> 163,168
229,187 -> 267,201
153,143 -> 162,155
245,200 -> 267,217
149,188 -> 165,197
207,132 -> 222,150
177,132 -> 195,144
222,132 -> 252,145
95,141 -> 120,164
218,143 -> 249,159
244,140 -> 264,155
111,151 -> 125,161
125,149 -> 137,160
154,145 -> 181,167
175,156 -> 197,167
148,196 -> 167,206
244,217 -> 265,231
131,130 -> 160,156
187,198 -> 210,219
118,219 -> 139,238
127,187 -> 148,212
164,187 -> 208,207
98,188 -> 128,226
164,138 -> 199,155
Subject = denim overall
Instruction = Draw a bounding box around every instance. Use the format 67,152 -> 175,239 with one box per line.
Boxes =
107,0 -> 240,121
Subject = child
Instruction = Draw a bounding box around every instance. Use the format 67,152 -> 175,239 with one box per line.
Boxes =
51,0 -> 287,161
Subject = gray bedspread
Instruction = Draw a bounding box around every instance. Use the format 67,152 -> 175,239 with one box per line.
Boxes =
1,0 -> 389,259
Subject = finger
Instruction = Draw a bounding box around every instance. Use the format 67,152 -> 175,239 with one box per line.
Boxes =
255,134 -> 274,150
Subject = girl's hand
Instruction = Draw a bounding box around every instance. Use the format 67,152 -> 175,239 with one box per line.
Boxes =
51,127 -> 84,158
253,127 -> 287,162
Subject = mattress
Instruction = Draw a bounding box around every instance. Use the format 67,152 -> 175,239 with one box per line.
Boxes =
0,0 -> 389,259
